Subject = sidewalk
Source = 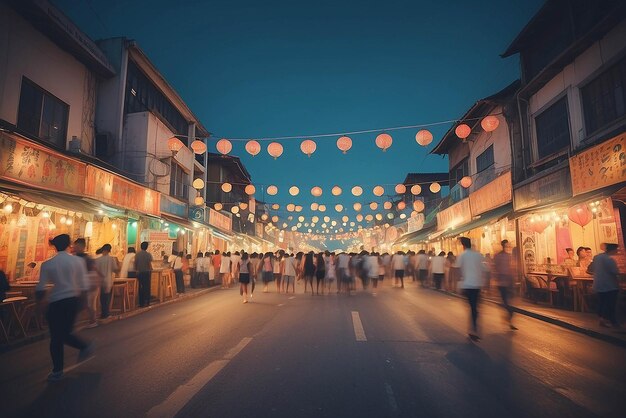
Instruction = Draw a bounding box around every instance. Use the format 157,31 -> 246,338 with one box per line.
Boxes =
0,286 -> 219,353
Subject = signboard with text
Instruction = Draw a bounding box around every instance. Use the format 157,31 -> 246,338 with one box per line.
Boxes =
513,166 -> 572,211
436,198 -> 471,231
470,171 -> 512,215
209,208 -> 232,232
570,133 -> 626,196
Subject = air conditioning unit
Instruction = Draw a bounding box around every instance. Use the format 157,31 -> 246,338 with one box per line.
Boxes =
69,136 -> 82,153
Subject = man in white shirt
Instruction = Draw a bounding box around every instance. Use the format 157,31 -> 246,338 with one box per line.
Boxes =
416,250 -> 430,287
282,253 -> 296,294
456,237 -> 486,341
36,234 -> 93,382
169,251 -> 185,293
391,251 -> 407,288
337,252 -> 351,293
94,244 -> 120,319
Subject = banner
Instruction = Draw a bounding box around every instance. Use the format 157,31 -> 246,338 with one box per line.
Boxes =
437,198 -> 471,231
570,132 -> 626,195
470,171 -> 512,215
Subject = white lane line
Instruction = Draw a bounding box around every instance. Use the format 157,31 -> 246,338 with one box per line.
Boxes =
288,296 -> 295,300
384,383 -> 399,412
277,303 -> 284,307
351,311 -> 367,342
64,355 -> 96,373
147,337 -> 253,418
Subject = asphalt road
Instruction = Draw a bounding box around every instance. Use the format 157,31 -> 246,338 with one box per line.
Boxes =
1,279 -> 625,418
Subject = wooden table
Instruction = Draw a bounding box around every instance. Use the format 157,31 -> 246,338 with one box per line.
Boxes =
1,296 -> 28,340
151,269 -> 174,303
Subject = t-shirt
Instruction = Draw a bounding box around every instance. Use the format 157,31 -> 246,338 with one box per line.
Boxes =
416,253 -> 429,270
430,256 -> 446,274
120,253 -> 136,278
283,257 -> 296,276
273,258 -> 282,274
591,252 -> 619,292
37,251 -> 90,303
392,254 -> 406,270
239,259 -> 250,274
220,256 -> 231,273
337,253 -> 350,269
169,255 -> 183,270
367,255 -> 379,278
263,257 -> 273,272
134,250 -> 153,273
456,249 -> 485,289
212,254 -> 221,269
94,254 -> 119,292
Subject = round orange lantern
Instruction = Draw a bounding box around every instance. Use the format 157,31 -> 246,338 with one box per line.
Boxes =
194,195 -> 204,206
191,139 -> 207,155
568,204 -> 592,227
266,185 -> 278,195
429,182 -> 441,193
530,219 -> 550,234
295,205 -> 303,212
365,214 -> 374,222
300,139 -> 317,157
411,184 -> 422,195
272,215 -> 279,223
167,137 -> 184,154
331,186 -> 342,196
373,186 -> 385,196
335,204 -> 344,212
455,124 -> 471,139
481,116 -> 499,132
230,206 -> 239,214
383,201 -> 392,210
318,205 -> 327,212
370,202 -> 378,210
221,182 -> 232,193
351,186 -> 363,196
272,203 -> 280,210
459,176 -> 472,188
311,202 -> 319,211
245,184 -> 256,195
245,140 -> 261,156
415,129 -> 433,146
397,201 -> 406,210
311,186 -> 323,197
395,184 -> 406,194
375,133 -> 393,152
287,204 -> 295,212
239,202 -> 248,210
342,215 -> 349,223
289,186 -> 300,196
192,178 -> 205,189
356,214 -> 364,222
337,136 -> 352,154
312,216 -> 319,223
214,202 -> 223,211
353,202 -> 362,211
216,138 -> 233,155
267,142 -> 283,159
413,200 -> 425,212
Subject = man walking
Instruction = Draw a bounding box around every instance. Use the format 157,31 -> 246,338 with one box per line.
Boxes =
456,237 -> 486,341
135,241 -> 153,307
494,240 -> 517,330
73,238 -> 99,328
591,243 -> 620,328
94,244 -> 120,319
36,234 -> 93,382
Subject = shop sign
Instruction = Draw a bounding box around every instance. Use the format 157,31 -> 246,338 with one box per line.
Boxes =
437,198 -> 471,231
255,222 -> 264,238
160,195 -> 187,218
407,213 -> 425,233
513,167 -> 572,211
189,207 -> 207,224
470,171 -> 512,215
148,231 -> 170,241
85,165 -> 160,216
209,208 -> 232,232
570,133 -> 626,196
0,133 -> 85,194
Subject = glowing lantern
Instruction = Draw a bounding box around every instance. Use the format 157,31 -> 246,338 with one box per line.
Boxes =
455,124 -> 471,139
261,214 -> 269,221
245,140 -> 261,156
295,205 -> 303,212
272,216 -> 279,223
239,202 -> 248,210
287,204 -> 295,212
373,186 -> 385,196
332,186 -> 342,196
383,201 -> 392,210
192,178 -> 205,189
568,204 -> 592,227
298,216 -> 305,222
337,136 -> 352,153
429,182 -> 441,193
272,203 -> 280,210
289,186 -> 300,196
375,133 -> 393,152
530,218 -> 550,234
267,142 -> 283,159
214,203 -> 223,211
311,202 -> 319,211
481,115 -> 499,132
312,216 -> 319,223
167,137 -> 184,154
318,205 -> 327,212
194,195 -> 204,206
300,139 -> 317,157
353,203 -> 362,211
400,213 -> 406,219
459,176 -> 472,188
365,214 -> 374,222
311,186 -> 323,197
245,184 -> 256,195
370,202 -> 378,210
415,129 -> 433,146
352,186 -> 363,196
231,206 -> 239,214
216,138 -> 233,155
356,214 -> 364,222
342,216 -> 349,222
221,182 -> 233,193
413,200 -> 425,212
411,184 -> 422,195
397,201 -> 406,210
395,184 -> 406,194
266,185 -> 278,195
335,204 -> 344,212
191,140 -> 207,154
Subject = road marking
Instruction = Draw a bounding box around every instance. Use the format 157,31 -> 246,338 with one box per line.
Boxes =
64,355 -> 96,373
277,303 -> 284,307
147,337 -> 253,418
351,311 -> 367,342
288,296 -> 295,300
384,383 -> 398,412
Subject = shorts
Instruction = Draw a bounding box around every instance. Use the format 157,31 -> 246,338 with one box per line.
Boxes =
395,270 -> 405,278
283,275 -> 295,283
262,271 -> 273,282
239,273 -> 250,284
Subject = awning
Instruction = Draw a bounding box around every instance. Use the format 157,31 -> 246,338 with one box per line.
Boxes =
440,203 -> 513,238
160,213 -> 196,230
394,224 -> 437,246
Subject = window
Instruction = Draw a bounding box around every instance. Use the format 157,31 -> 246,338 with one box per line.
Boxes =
581,56 -> 626,135
17,78 -> 68,148
534,96 -> 571,160
476,145 -> 494,173
170,162 -> 189,200
449,159 -> 469,202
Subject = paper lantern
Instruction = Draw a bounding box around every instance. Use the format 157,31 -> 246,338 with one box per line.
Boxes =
311,186 -> 323,197
231,206 -> 239,214
295,205 -> 303,212
245,140 -> 261,156
411,184 -> 421,195
481,116 -> 499,132
261,213 -> 269,221
383,201 -> 392,210
216,138 -> 233,155
353,202 -> 362,211
413,200 -> 425,212
167,137 -> 184,154
267,142 -> 283,159
366,214 -> 374,222
373,186 -> 385,196
400,213 -> 406,219
335,204 -> 344,212
239,202 -> 248,210
221,182 -> 232,193
356,214 -> 364,222
429,182 -> 441,193
245,184 -> 256,195
415,129 -> 433,146
289,186 -> 300,196
530,219 -> 550,234
395,184 -> 406,194
312,216 -> 319,223
272,215 -> 279,223
191,140 -> 207,155
192,178 -> 205,189
318,204 -> 327,212
568,204 -> 592,227
272,203 -> 280,210
214,203 -> 223,211
287,204 -> 295,212
266,185 -> 278,195
194,195 -> 204,205
352,186 -> 363,196
370,202 -> 378,210
311,202 -> 319,211
332,186 -> 342,196
337,136 -> 352,153
375,133 -> 393,151
300,139 -> 317,157
459,176 -> 472,188
298,216 -> 305,222
342,216 -> 349,222
455,124 -> 471,139
397,201 -> 406,210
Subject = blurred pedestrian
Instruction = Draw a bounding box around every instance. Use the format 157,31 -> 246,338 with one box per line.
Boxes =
430,251 -> 446,290
416,250 -> 429,287
325,251 -> 337,293
391,251 -> 406,289
220,251 -> 231,289
303,251 -> 315,295
456,237 -> 486,341
590,243 -> 620,328
119,247 -> 136,279
315,252 -> 326,295
36,234 -> 92,382
283,253 -> 296,294
367,251 -> 380,295
274,251 -> 284,293
494,240 -> 517,330
94,244 -> 119,319
239,252 -> 252,303
135,241 -> 153,307
262,252 -> 273,292
73,238 -> 99,328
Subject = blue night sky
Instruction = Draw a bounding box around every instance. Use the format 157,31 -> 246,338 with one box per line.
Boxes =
53,0 -> 542,241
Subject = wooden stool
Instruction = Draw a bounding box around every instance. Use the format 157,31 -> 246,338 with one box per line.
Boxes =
163,271 -> 175,300
109,283 -> 129,314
